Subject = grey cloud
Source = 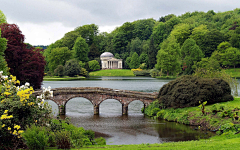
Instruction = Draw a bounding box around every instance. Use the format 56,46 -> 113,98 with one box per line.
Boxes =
1,0 -> 240,28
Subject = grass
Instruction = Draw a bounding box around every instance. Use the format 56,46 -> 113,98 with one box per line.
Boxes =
43,76 -> 85,81
89,69 -> 135,77
46,134 -> 240,150
224,68 -> 240,78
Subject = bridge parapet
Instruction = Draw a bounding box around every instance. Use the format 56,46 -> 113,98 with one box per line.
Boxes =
33,87 -> 158,115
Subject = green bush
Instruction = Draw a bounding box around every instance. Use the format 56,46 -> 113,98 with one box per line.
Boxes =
22,125 -> 49,150
88,60 -> 100,71
94,137 -> 106,145
65,59 -> 81,77
54,65 -> 65,77
55,130 -> 71,149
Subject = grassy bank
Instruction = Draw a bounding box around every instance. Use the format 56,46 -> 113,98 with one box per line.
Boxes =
43,76 -> 85,81
145,97 -> 240,131
46,134 -> 240,150
89,69 -> 135,77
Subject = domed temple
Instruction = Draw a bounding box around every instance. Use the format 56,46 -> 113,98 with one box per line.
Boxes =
100,52 -> 122,69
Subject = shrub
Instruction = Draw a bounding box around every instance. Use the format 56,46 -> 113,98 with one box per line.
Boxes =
54,65 -> 65,77
64,59 -> 81,77
0,72 -> 52,149
158,75 -> 233,109
88,60 -> 100,71
94,137 -> 106,145
55,130 -> 71,149
21,125 -> 49,150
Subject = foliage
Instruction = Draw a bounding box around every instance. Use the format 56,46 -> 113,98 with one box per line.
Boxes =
0,28 -> 7,74
158,75 -> 233,109
194,68 -> 239,96
129,52 -> 140,69
54,65 -> 65,77
47,47 -> 72,73
64,59 -> 81,77
221,47 -> 240,70
22,125 -> 49,150
181,38 -> 204,74
198,101 -> 207,115
148,37 -> 157,69
73,36 -> 89,62
0,72 -> 52,149
0,23 -> 45,89
155,36 -> 181,76
55,130 -> 71,149
0,10 -> 7,24
88,60 -> 100,71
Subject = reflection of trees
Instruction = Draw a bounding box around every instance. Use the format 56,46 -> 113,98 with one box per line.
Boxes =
152,119 -> 215,142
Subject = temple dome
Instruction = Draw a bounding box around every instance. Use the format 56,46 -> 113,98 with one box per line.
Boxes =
100,52 -> 114,58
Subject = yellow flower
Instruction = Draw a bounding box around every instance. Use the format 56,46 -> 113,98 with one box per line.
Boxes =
3,92 -> 11,96
35,120 -> 37,123
13,130 -> 18,135
4,110 -> 8,114
18,130 -> 24,134
8,127 -> 11,131
14,125 -> 20,130
16,80 -> 20,84
2,124 -> 5,127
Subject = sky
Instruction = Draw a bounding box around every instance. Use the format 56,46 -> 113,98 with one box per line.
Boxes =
1,0 -> 240,45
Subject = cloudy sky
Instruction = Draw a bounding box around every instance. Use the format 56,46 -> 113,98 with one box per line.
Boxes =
1,0 -> 239,45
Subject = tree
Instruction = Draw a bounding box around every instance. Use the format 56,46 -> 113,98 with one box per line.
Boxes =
181,38 -> 204,74
155,36 -> 181,76
196,57 -> 220,71
190,25 -> 209,49
0,10 -> 7,24
88,60 -> 100,71
74,24 -> 99,47
73,36 -> 89,62
222,47 -> 240,71
64,59 -> 81,77
88,43 -> 100,60
139,52 -> 149,65
130,52 -> 140,69
48,47 -> 72,72
0,28 -> 7,74
170,23 -> 192,46
54,65 -> 65,77
61,31 -> 79,50
0,23 -> 45,89
217,41 -> 231,53
148,37 -> 157,69
129,37 -> 142,55
200,29 -> 226,57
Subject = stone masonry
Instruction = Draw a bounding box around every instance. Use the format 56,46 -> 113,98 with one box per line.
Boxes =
33,87 -> 158,115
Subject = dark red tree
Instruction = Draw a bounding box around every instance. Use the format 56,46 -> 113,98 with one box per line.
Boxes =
0,23 -> 45,89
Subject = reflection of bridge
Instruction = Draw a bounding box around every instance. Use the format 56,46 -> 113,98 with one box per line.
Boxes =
33,87 -> 158,115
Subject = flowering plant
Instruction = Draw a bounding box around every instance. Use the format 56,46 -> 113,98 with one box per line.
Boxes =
0,71 -> 53,149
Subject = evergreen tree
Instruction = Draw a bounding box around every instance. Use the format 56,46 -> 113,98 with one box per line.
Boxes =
148,37 -> 157,69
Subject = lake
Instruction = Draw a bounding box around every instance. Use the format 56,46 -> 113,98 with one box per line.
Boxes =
43,77 -> 214,145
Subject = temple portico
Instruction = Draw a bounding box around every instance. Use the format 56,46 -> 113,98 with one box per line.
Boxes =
100,52 -> 122,69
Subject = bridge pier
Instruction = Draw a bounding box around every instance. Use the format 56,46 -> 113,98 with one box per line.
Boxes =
94,104 -> 99,115
59,105 -> 66,115
122,104 -> 128,115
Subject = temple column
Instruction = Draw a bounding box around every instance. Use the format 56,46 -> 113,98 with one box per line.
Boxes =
122,104 -> 128,115
94,104 -> 99,115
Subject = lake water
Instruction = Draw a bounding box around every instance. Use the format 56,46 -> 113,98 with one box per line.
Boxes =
43,77 -> 215,145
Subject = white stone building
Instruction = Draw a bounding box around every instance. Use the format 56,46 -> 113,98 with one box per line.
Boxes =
100,52 -> 122,69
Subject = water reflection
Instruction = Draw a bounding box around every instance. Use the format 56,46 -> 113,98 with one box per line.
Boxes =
43,77 -> 215,145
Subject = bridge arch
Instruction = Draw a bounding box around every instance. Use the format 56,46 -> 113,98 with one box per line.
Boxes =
65,97 -> 94,115
33,87 -> 157,115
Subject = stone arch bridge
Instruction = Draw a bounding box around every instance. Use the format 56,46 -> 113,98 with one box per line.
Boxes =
33,87 -> 158,115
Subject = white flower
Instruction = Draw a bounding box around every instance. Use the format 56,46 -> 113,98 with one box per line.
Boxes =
25,82 -> 30,87
50,91 -> 53,97
42,99 -> 44,102
48,86 -> 51,90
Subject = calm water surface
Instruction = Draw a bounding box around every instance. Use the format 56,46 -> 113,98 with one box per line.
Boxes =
43,77 -> 214,145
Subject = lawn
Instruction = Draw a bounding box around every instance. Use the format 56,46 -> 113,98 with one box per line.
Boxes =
43,76 -> 85,81
89,69 -> 135,77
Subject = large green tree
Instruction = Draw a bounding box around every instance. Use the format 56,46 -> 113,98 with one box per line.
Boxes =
73,36 -> 89,62
0,10 -> 7,24
181,38 -> 204,74
170,23 -> 192,46
155,36 -> 181,76
222,47 -> 240,71
130,52 -> 140,69
48,47 -> 72,72
148,37 -> 157,69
